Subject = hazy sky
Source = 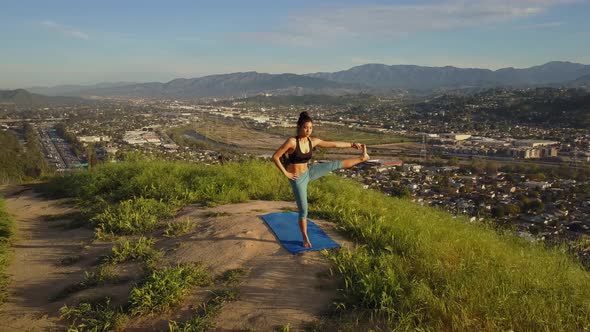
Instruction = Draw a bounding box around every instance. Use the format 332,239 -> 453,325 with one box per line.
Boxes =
1,0 -> 589,88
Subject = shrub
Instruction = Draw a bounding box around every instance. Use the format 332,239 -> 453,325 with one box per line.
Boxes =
106,237 -> 162,266
129,263 -> 211,315
168,289 -> 239,332
60,297 -> 127,332
92,198 -> 172,238
52,265 -> 121,301
164,218 -> 195,238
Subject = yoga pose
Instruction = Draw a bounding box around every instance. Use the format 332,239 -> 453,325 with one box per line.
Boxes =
272,112 -> 369,248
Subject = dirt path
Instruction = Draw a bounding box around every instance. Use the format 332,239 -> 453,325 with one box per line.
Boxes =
0,186 -> 93,332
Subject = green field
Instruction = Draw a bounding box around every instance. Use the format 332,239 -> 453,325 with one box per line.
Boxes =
267,124 -> 414,145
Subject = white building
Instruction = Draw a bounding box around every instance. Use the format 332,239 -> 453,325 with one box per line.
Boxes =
512,139 -> 559,148
440,133 -> 471,141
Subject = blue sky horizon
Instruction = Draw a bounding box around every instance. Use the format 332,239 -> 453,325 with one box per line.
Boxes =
1,0 -> 589,89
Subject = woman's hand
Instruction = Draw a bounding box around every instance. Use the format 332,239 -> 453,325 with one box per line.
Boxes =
285,172 -> 298,180
351,142 -> 363,149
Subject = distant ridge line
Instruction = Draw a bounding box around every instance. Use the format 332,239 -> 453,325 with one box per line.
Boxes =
22,61 -> 590,99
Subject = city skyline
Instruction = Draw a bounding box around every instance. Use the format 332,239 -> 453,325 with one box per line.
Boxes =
1,0 -> 590,88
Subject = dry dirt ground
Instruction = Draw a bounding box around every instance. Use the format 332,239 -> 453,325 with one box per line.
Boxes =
0,186 -> 351,332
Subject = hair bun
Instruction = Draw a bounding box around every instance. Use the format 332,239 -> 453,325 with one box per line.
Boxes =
297,111 -> 313,128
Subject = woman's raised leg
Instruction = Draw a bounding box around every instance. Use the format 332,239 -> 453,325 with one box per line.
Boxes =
341,144 -> 369,169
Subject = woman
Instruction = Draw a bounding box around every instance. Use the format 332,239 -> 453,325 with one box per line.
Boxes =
272,112 -> 369,248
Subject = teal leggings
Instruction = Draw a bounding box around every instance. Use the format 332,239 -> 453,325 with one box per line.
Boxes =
289,161 -> 343,220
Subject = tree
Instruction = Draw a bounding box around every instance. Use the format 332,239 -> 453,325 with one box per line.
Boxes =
470,158 -> 486,174
389,184 -> 411,198
491,205 -> 505,218
87,145 -> 98,168
525,199 -> 545,214
504,203 -> 520,216
531,172 -> 547,181
485,160 -> 499,174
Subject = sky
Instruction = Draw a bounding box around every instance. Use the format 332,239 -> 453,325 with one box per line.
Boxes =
1,0 -> 590,88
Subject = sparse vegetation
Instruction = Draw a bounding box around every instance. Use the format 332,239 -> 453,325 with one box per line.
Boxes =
276,323 -> 291,332
215,268 -> 248,286
52,265 -> 121,301
164,217 -> 195,238
202,211 -> 232,218
0,196 -> 14,304
59,254 -> 83,266
92,197 -> 173,239
0,125 -> 49,184
44,211 -> 89,230
105,236 -> 162,266
168,289 -> 239,332
60,297 -> 127,332
129,263 -> 211,315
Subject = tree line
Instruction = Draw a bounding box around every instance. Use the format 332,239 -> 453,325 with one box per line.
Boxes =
0,124 -> 48,184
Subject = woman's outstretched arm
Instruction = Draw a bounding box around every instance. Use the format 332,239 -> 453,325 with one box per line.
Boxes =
312,138 -> 362,149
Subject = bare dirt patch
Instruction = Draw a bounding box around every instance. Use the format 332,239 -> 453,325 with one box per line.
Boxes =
127,200 -> 351,331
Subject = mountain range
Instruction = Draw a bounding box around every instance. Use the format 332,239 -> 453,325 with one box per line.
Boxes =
24,61 -> 590,99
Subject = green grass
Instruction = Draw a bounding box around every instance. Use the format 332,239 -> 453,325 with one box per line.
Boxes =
311,179 -> 590,330
51,265 -> 122,301
105,236 -> 162,266
59,254 -> 83,266
60,297 -> 127,332
164,217 -> 195,238
92,197 -> 173,239
168,288 -> 239,332
166,269 -> 246,331
41,211 -> 88,229
275,323 -> 291,332
215,268 -> 248,286
42,158 -> 590,331
202,211 -> 232,218
46,214 -> 88,230
42,158 -> 291,207
58,262 -> 211,329
129,263 -> 211,315
0,196 -> 14,304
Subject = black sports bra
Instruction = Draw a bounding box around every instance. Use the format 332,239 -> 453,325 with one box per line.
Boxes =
289,137 -> 312,164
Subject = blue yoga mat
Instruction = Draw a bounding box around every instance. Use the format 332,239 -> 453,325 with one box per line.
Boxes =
261,212 -> 341,254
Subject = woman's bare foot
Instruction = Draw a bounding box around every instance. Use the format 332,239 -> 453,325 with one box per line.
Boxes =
361,144 -> 369,162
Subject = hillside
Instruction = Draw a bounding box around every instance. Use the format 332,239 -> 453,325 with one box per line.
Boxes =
0,89 -> 85,107
569,73 -> 590,88
0,186 -> 344,331
308,61 -> 590,91
26,82 -> 137,97
1,158 -> 585,331
58,72 -> 362,99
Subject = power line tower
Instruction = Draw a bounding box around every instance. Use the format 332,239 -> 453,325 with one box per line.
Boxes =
572,139 -> 578,168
